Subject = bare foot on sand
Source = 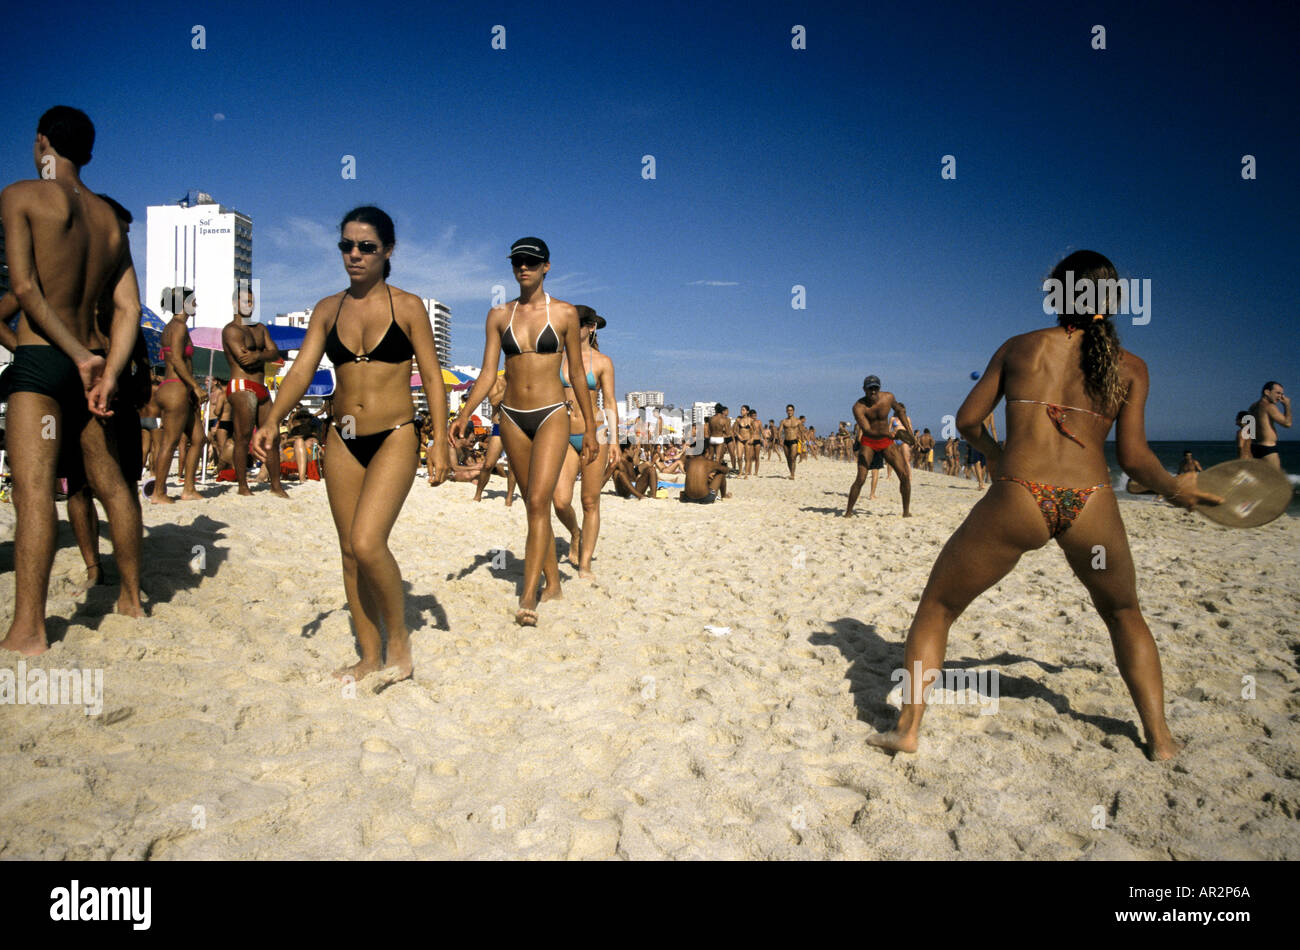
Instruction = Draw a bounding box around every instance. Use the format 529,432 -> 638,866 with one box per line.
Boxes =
115,594 -> 146,618
334,658 -> 383,680
270,487 -> 290,499
0,629 -> 48,656
515,607 -> 538,626
180,490 -> 203,501
1148,736 -> 1182,761
567,530 -> 581,567
867,730 -> 918,754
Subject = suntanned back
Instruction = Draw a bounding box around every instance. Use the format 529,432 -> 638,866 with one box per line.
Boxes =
12,180 -> 124,347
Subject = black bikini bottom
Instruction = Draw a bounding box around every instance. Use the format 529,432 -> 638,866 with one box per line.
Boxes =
334,419 -> 415,468
500,402 -> 566,440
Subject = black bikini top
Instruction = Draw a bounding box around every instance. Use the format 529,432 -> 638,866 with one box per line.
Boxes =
325,286 -> 414,365
501,294 -> 559,356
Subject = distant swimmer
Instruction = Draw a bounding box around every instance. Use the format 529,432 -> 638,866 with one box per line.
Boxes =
254,206 -> 450,684
679,452 -> 729,503
2,106 -> 145,654
868,251 -> 1222,760
452,237 -> 598,626
1177,450 -> 1202,475
223,284 -> 287,497
1247,381 -> 1290,472
845,375 -> 916,517
1235,410 -> 1252,460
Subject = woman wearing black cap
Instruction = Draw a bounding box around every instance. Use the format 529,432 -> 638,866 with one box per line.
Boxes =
452,238 -> 597,625
869,250 -> 1221,760
553,306 -> 615,578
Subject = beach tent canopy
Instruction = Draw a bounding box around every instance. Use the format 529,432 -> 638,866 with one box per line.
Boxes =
266,325 -> 307,351
305,368 -> 335,397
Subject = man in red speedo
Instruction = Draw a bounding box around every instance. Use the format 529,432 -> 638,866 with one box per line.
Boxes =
845,374 -> 917,517
221,284 -> 287,496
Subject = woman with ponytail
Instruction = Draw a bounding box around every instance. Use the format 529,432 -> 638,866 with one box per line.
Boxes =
870,250 -> 1221,760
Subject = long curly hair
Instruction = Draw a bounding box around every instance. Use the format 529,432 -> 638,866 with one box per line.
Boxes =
1048,250 -> 1127,414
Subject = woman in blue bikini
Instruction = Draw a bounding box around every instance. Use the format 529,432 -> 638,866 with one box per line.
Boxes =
254,206 -> 450,683
452,237 -> 597,625
552,306 -> 616,578
870,250 -> 1221,760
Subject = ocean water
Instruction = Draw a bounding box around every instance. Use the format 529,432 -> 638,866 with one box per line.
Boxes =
949,439 -> 1299,517
1105,440 -> 1300,517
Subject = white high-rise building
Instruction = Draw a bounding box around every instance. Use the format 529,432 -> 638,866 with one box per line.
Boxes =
419,298 -> 451,368
626,391 -> 664,410
146,190 -> 252,329
275,309 -> 312,329
692,401 -> 717,429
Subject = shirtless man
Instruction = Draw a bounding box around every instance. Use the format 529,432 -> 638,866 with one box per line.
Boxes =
1235,410 -> 1252,460
845,375 -> 916,517
680,452 -> 728,503
1177,450 -> 1202,475
1247,381 -> 1290,471
915,428 -> 935,473
966,412 -> 998,489
206,376 -> 229,471
222,285 -> 287,496
470,374 -> 516,503
612,440 -> 657,499
707,404 -> 730,464
777,404 -> 801,478
944,435 -> 959,476
2,107 -> 145,654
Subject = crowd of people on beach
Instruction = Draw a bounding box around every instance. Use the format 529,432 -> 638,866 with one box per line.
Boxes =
2,105 -> 1293,760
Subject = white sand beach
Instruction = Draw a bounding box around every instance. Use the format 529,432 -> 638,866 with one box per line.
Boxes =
2,462 -> 1298,860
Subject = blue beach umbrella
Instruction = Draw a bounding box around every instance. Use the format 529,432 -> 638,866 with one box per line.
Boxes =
139,306 -> 168,366
305,368 -> 335,397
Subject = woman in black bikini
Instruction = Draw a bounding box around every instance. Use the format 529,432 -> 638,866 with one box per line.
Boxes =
254,206 -> 450,683
870,250 -> 1221,761
451,237 -> 597,625
552,306 -> 615,578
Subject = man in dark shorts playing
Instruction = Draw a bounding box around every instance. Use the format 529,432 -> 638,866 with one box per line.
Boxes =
777,404 -> 801,479
680,452 -> 729,504
845,375 -> 916,517
1247,381 -> 1290,472
2,107 -> 145,654
222,284 -> 287,497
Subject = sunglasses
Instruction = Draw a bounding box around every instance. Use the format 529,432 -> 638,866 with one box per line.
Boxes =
338,240 -> 383,254
511,256 -> 544,268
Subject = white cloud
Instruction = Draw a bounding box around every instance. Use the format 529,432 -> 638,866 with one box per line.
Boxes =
687,279 -> 739,287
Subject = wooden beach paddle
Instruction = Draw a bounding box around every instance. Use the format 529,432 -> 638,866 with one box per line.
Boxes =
1192,458 -> 1292,528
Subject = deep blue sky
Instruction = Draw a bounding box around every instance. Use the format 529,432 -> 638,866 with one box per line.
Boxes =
2,0 -> 1296,438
